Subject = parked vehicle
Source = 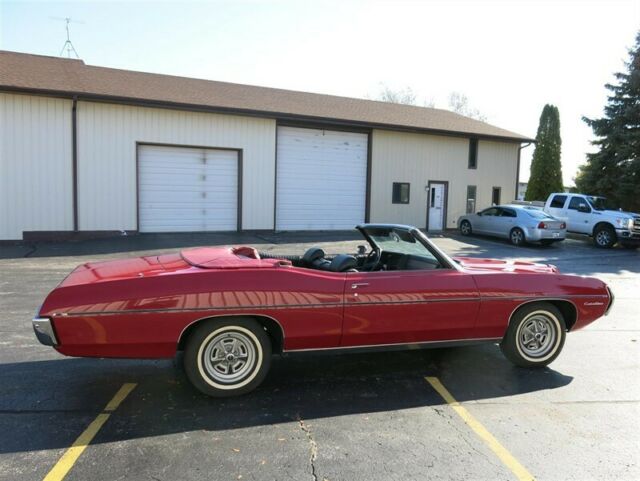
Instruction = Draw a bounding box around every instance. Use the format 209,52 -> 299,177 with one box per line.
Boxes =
458,205 -> 566,246
544,193 -> 640,248
33,224 -> 612,397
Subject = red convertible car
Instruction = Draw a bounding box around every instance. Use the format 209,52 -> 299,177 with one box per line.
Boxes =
33,224 -> 613,397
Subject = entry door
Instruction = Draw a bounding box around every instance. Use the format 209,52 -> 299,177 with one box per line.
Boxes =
341,270 -> 480,346
428,183 -> 446,231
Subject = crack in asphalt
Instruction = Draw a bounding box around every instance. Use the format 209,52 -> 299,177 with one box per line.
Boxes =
296,414 -> 318,481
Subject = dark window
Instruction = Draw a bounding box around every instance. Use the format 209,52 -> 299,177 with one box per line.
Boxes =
392,182 -> 410,204
492,187 -> 501,205
568,197 -> 590,211
481,207 -> 500,216
501,208 -> 517,218
550,195 -> 567,209
466,185 -> 477,214
468,138 -> 478,169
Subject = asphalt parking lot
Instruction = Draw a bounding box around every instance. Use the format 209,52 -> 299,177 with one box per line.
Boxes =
0,232 -> 638,481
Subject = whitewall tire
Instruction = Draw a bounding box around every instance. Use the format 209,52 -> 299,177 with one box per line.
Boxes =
500,302 -> 566,368
184,318 -> 272,397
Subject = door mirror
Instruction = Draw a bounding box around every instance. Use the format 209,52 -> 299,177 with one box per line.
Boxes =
578,203 -> 591,213
476,212 -> 482,216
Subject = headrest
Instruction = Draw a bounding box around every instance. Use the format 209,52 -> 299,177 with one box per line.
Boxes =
329,254 -> 358,272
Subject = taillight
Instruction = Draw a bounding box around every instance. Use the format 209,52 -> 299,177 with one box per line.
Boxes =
560,222 -> 566,229
537,222 -> 547,229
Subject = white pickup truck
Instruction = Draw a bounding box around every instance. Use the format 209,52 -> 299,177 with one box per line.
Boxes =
544,193 -> 640,248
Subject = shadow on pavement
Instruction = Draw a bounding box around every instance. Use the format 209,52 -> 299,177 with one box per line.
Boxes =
0,344 -> 572,454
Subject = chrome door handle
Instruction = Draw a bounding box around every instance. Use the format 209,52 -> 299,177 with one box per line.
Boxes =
351,282 -> 370,289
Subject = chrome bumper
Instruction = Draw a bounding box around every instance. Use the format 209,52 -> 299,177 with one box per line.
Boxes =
32,318 -> 58,346
604,286 -> 615,316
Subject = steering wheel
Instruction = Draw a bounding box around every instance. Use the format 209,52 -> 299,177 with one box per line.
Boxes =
362,248 -> 381,271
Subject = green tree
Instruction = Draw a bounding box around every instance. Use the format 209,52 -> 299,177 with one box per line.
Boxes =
525,104 -> 564,201
576,31 -> 640,212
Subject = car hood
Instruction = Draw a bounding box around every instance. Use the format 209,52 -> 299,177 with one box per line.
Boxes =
454,257 -> 559,274
599,209 -> 639,218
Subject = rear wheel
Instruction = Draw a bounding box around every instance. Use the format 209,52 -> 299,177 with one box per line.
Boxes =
184,318 -> 271,397
593,225 -> 616,248
460,220 -> 472,236
501,302 -> 566,368
509,228 -> 525,246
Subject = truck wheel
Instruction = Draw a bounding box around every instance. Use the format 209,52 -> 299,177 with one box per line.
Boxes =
593,225 -> 616,248
460,220 -> 472,236
509,228 -> 525,246
501,302 -> 566,368
184,318 -> 272,397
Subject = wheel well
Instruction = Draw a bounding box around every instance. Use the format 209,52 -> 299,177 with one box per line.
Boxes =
177,315 -> 285,354
592,222 -> 615,237
511,299 -> 578,331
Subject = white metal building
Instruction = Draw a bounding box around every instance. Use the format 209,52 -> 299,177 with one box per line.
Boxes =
0,51 -> 533,241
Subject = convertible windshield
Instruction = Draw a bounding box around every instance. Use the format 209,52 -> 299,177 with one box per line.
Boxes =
366,227 -> 440,263
587,196 -> 619,211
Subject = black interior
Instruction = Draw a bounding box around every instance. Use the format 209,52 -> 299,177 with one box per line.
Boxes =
259,246 -> 441,273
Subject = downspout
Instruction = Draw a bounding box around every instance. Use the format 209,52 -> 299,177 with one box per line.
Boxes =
516,142 -> 532,201
71,96 -> 78,232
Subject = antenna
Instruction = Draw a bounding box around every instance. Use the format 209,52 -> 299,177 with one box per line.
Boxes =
50,16 -> 84,59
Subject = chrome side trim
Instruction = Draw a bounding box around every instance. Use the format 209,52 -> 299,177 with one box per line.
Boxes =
604,285 -> 614,316
283,337 -> 501,353
176,312 -> 286,347
32,318 -> 58,346
506,297 -> 580,331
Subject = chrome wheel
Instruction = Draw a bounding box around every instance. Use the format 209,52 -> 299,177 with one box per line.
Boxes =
460,221 -> 471,235
510,228 -> 524,246
595,230 -> 612,247
516,313 -> 558,360
201,330 -> 257,385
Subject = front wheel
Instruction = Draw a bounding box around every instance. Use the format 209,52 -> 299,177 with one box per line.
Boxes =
593,225 -> 616,248
500,302 -> 566,368
184,318 -> 272,397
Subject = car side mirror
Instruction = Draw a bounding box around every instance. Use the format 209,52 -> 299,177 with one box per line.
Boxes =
578,204 -> 590,213
476,212 -> 481,216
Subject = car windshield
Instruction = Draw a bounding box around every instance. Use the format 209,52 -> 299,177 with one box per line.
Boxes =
525,210 -> 555,219
365,227 -> 439,262
587,196 -> 619,211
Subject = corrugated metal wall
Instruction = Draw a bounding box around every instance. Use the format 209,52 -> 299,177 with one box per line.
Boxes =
0,93 -> 73,240
369,130 -> 518,229
77,102 -> 276,231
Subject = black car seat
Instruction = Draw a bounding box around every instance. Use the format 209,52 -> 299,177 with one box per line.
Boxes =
328,254 -> 358,272
302,247 -> 331,270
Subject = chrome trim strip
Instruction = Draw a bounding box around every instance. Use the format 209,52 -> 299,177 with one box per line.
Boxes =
604,285 -> 614,316
506,297 -> 580,331
54,294 -> 606,317
32,318 -> 58,346
283,337 -> 502,353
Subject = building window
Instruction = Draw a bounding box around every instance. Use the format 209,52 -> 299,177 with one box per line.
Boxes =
392,182 -> 410,204
492,186 -> 501,205
468,138 -> 478,169
466,185 -> 477,214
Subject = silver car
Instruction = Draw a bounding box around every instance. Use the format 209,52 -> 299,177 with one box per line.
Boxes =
458,205 -> 566,246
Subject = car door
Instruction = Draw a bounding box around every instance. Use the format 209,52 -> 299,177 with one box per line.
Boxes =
474,207 -> 499,234
497,207 -> 518,239
341,268 -> 481,347
479,207 -> 502,236
566,197 -> 592,233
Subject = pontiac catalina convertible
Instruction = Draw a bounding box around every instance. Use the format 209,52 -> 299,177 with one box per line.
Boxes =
33,224 -> 613,397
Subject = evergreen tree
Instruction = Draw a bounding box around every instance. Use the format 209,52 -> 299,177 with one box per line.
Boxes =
576,31 -> 640,212
525,104 -> 564,201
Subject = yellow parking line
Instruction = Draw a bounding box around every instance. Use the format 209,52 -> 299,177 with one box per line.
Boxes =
425,377 -> 536,481
43,383 -> 137,481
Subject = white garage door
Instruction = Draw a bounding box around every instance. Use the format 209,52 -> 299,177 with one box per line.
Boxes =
138,145 -> 238,232
276,126 -> 367,230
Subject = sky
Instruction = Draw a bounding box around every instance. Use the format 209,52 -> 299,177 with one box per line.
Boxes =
1,0 -> 639,186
